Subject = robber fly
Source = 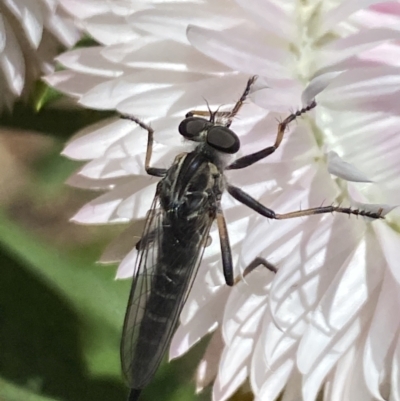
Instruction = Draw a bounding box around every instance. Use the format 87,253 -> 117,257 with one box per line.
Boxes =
120,76 -> 383,401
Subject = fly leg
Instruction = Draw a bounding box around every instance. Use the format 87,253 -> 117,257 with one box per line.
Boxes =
216,206 -> 234,286
185,76 -> 257,125
227,100 -> 317,170
217,209 -> 278,286
227,185 -> 385,220
233,257 -> 277,285
120,114 -> 167,177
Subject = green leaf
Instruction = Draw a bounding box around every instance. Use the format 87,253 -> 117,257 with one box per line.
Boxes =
0,377 -> 61,401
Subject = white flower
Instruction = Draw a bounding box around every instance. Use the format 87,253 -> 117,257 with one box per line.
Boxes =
46,1 -> 400,401
0,0 -> 80,109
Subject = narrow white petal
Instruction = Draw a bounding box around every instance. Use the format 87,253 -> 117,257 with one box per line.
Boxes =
195,328 -> 223,393
326,346 -> 357,401
3,0 -> 43,47
234,0 -> 293,40
169,285 -> 226,359
327,151 -> 372,182
215,306 -> 263,401
0,15 -> 6,52
117,75 -> 254,118
319,0 -> 388,36
309,229 -> 385,332
71,178 -> 150,224
62,119 -> 134,160
0,19 -> 24,95
79,157 -> 129,179
255,358 -> 294,401
346,341 -> 379,401
79,69 -> 212,110
297,240 -> 380,376
222,271 -> 268,346
82,14 -> 139,45
390,337 -> 400,401
302,71 -> 343,104
249,79 -> 304,112
301,312 -> 368,400
43,70 -> 107,98
116,182 -> 158,220
363,270 -> 400,400
99,222 -> 143,264
117,39 -> 228,73
187,24 -> 291,79
56,47 -> 125,77
318,66 -> 400,113
319,29 -> 400,70
280,369 -> 302,401
116,247 -> 138,279
129,2 -> 241,44
66,172 -> 131,190
59,0 -> 109,19
375,222 -> 400,285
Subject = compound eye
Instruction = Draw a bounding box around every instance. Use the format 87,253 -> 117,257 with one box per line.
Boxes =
206,126 -> 240,154
178,117 -> 209,140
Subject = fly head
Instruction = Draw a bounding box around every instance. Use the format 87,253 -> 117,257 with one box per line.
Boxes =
179,116 -> 240,154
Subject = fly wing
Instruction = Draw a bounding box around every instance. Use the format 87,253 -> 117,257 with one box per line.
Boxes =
121,193 -> 214,390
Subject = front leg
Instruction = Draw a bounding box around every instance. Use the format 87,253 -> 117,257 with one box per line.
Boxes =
120,114 -> 167,177
227,101 -> 317,170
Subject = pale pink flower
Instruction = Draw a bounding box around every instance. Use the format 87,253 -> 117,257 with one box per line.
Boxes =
45,1 -> 400,401
0,0 -> 80,109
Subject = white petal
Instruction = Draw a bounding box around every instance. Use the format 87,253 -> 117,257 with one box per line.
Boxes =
116,181 -> 158,220
301,311 -> 369,400
326,346 -> 357,401
327,151 -> 372,182
43,70 -> 107,98
255,358 -> 293,401
302,71 -> 343,104
222,271 -> 269,346
187,23 -> 291,79
66,171 -> 131,190
169,287 -> 226,359
234,0 -> 293,40
71,178 -> 152,224
117,75 -> 255,118
99,222 -> 143,264
374,222 -> 400,285
62,118 -> 135,160
0,17 -> 24,95
116,246 -> 138,279
215,304 -> 264,401
82,13 -> 139,45
390,337 -> 400,401
249,79 -> 304,112
130,2 -> 241,44
319,0 -> 388,36
59,0 -> 109,19
79,69 -> 212,110
319,29 -> 400,70
3,0 -> 43,47
363,270 -> 400,400
297,230 -> 385,374
110,38 -> 229,74
195,328 -> 223,392
56,47 -> 125,77
318,66 -> 400,113
346,341 -> 379,401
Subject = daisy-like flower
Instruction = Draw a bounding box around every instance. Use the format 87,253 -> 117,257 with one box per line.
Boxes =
0,0 -> 79,109
45,1 -> 400,401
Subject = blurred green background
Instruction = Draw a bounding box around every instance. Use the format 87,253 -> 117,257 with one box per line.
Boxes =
0,85 -> 214,401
